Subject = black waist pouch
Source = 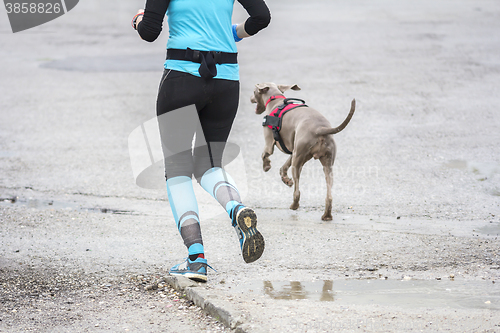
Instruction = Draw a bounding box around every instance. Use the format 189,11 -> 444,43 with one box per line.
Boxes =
167,48 -> 238,79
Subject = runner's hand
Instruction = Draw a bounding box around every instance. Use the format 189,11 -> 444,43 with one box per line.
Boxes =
132,9 -> 145,30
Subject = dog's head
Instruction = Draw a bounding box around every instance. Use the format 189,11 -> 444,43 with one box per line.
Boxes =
250,82 -> 301,114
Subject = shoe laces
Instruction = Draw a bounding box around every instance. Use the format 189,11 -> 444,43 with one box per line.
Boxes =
185,257 -> 217,273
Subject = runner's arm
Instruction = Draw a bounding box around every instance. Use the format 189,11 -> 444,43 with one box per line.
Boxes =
136,0 -> 170,42
236,0 -> 271,38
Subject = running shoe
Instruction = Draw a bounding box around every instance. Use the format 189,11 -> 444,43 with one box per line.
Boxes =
233,207 -> 265,263
169,257 -> 209,283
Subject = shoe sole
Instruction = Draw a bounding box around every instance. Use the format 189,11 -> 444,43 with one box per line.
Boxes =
237,208 -> 265,263
170,271 -> 207,283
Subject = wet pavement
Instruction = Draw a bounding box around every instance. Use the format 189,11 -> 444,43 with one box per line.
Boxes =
237,279 -> 500,310
1,0 -> 500,332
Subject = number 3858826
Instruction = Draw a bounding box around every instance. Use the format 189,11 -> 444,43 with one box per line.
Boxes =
5,3 -> 62,14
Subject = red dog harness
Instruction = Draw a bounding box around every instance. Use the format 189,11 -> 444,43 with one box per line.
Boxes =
265,95 -> 286,107
262,96 -> 307,154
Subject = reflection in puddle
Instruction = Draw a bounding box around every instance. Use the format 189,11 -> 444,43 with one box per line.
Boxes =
243,279 -> 500,310
264,280 -> 334,301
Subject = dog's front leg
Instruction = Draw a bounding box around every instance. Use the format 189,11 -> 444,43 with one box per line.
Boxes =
262,131 -> 275,172
280,156 -> 293,187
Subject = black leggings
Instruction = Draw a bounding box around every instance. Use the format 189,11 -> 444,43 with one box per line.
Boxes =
156,70 -> 240,180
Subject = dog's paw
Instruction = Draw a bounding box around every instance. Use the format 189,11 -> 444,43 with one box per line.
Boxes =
263,164 -> 271,172
289,202 -> 299,210
321,214 -> 333,221
281,177 -> 293,187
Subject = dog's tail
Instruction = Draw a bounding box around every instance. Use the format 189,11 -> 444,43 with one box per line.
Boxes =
315,99 -> 356,136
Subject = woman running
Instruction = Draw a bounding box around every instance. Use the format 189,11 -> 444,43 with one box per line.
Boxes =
132,0 -> 271,282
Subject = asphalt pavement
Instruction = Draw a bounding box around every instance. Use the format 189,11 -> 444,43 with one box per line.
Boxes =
1,0 -> 500,332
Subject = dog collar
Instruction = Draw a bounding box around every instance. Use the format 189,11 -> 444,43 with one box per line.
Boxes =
265,95 -> 286,107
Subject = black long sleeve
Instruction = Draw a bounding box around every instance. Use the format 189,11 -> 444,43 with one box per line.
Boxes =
137,0 -> 170,42
137,0 -> 270,42
237,0 -> 271,35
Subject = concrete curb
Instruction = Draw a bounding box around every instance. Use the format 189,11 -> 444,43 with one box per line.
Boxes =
165,275 -> 249,332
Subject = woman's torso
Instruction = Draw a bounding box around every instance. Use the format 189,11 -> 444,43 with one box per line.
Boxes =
164,0 -> 239,80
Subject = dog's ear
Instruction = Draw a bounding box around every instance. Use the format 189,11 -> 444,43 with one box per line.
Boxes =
277,84 -> 301,93
255,83 -> 270,94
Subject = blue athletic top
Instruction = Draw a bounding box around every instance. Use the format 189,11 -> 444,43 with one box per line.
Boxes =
165,0 -> 238,80
137,0 -> 270,81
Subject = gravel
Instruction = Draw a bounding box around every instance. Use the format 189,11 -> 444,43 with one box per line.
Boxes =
0,205 -> 231,332
0,261 -> 230,332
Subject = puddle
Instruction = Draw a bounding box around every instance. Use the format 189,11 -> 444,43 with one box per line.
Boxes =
40,54 -> 163,72
0,151 -> 19,158
444,160 -> 468,170
444,159 -> 500,181
477,222 -> 500,236
80,207 -> 134,214
238,279 -> 500,310
0,197 -> 134,215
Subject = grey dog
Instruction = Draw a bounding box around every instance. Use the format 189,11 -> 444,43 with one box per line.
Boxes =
251,82 -> 355,220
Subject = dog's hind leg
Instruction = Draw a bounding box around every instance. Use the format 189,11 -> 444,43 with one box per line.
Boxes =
289,154 -> 310,210
320,156 -> 334,221
280,156 -> 293,187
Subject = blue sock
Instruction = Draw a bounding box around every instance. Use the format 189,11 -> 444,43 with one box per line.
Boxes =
166,176 -> 204,257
